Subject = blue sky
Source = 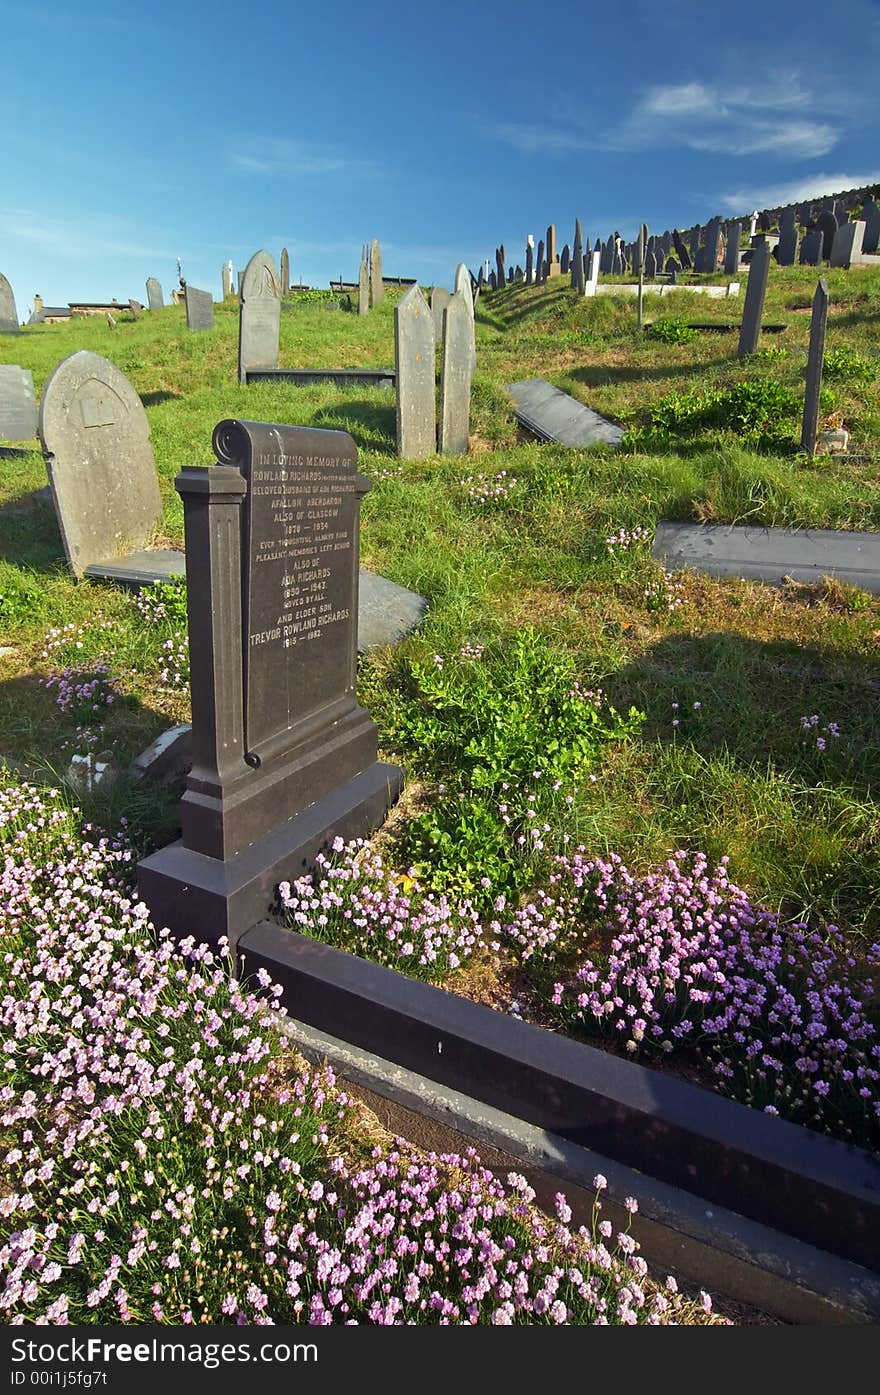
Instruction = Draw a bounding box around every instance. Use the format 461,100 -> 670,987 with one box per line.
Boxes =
2,0 -> 879,314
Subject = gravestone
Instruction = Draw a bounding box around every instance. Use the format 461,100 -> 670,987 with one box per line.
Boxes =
535,240 -> 545,285
508,379 -> 623,447
38,350 -> 162,577
439,289 -> 473,455
394,284 -> 435,459
830,221 -> 866,268
777,208 -> 798,266
653,521 -> 880,594
560,245 -> 570,274
280,247 -> 290,296
546,224 -> 560,277
705,217 -> 723,271
737,240 -> 771,357
128,300 -> 142,319
106,314 -> 116,330
238,250 -> 281,384
221,263 -> 233,299
525,241 -> 534,284
816,210 -> 838,261
495,246 -> 506,289
665,256 -> 681,276
146,277 -> 163,311
861,198 -> 880,254
184,285 -> 214,331
571,219 -> 584,294
489,272 -> 497,290
358,257 -> 369,316
453,262 -> 476,373
137,418 -> 404,948
801,278 -> 829,455
369,239 -> 384,308
0,273 -> 19,332
644,250 -> 656,279
800,228 -> 822,265
672,230 -> 692,270
0,366 -> 37,441
431,286 -> 451,345
724,222 -> 741,274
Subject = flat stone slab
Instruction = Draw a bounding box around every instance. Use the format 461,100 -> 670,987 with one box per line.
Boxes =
595,282 -> 740,299
508,378 -> 623,448
245,368 -> 395,390
654,522 -> 880,593
84,550 -> 426,650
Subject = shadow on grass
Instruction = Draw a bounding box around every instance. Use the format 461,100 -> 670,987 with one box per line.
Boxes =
311,398 -> 396,452
567,356 -> 738,389
140,391 -> 183,407
0,492 -> 67,572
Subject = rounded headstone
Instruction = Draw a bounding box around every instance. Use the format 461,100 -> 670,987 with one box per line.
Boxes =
238,250 -> 281,383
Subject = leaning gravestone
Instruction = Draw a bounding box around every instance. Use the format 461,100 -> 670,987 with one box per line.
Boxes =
394,284 -> 435,459
801,279 -> 829,455
146,277 -> 163,311
184,285 -> 214,331
0,273 -> 19,332
672,230 -> 692,271
128,300 -> 142,320
358,256 -> 369,316
369,239 -> 384,308
737,240 -> 771,357
137,418 -> 404,948
238,250 -> 281,384
280,247 -> 290,296
0,366 -> 37,441
38,350 -> 162,577
431,286 -> 451,346
438,290 -> 473,455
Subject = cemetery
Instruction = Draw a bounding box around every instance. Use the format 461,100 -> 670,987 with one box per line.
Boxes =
1,196 -> 880,1326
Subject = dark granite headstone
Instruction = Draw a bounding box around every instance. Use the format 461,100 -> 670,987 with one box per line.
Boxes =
525,241 -> 534,284
431,286 -> 451,346
280,247 -> 290,296
38,350 -> 162,577
861,198 -> 880,254
395,284 -> 435,458
644,250 -> 656,279
705,217 -> 723,271
0,273 -> 18,332
369,239 -> 383,308
496,245 -> 506,289
439,289 -> 472,455
571,219 -> 584,293
800,228 -> 822,265
0,366 -> 37,441
238,250 -> 281,384
665,256 -> 681,276
146,277 -> 163,312
737,241 -> 771,357
508,378 -> 623,447
830,221 -> 867,268
535,239 -> 545,286
137,418 -> 404,948
672,230 -> 692,270
184,285 -> 214,331
560,244 -> 570,274
816,210 -> 838,261
724,222 -> 741,275
801,278 -> 829,456
776,208 -> 798,266
489,271 -> 497,290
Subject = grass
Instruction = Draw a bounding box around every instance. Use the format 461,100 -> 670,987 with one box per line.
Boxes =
2,263 -> 880,1148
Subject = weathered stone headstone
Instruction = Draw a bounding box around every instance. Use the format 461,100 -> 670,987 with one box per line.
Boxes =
861,197 -> 880,254
0,366 -> 37,441
358,257 -> 369,316
535,240 -> 545,285
776,207 -> 799,266
280,247 -> 290,296
644,250 -> 656,279
672,230 -> 692,270
38,350 -> 162,577
394,284 -> 435,458
571,219 -> 584,294
737,240 -> 771,357
454,262 -> 477,374
238,250 -> 281,384
800,228 -> 822,265
830,220 -> 866,268
439,290 -> 473,455
137,418 -> 403,947
184,285 -> 214,331
705,217 -> 723,271
146,277 -> 163,312
128,299 -> 142,320
816,210 -> 838,261
495,246 -> 506,290
369,239 -> 384,308
0,273 -> 19,332
221,263 -> 233,299
489,272 -> 497,290
106,314 -> 116,330
665,256 -> 681,276
546,224 -> 560,277
525,241 -> 534,284
801,278 -> 829,455
560,245 -> 570,274
431,286 -> 451,345
724,222 -> 741,275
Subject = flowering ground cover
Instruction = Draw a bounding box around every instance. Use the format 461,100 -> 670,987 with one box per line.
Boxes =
0,782 -> 723,1325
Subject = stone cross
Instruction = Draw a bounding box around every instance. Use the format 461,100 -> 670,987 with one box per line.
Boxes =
394,284 -> 435,458
238,250 -> 281,384
737,240 -> 771,357
801,278 -> 829,455
438,289 -> 473,455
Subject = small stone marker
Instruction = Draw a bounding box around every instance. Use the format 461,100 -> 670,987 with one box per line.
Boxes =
128,299 -> 142,319
280,247 -> 290,296
106,313 -> 116,330
137,418 -> 404,948
507,378 -> 623,447
358,257 -> 369,316
724,222 -> 741,275
816,210 -> 838,261
737,240 -> 771,357
38,350 -> 162,577
0,366 -> 37,441
394,284 -> 435,459
830,221 -> 867,268
369,239 -> 384,308
801,278 -> 829,455
238,250 -> 281,384
184,285 -> 214,331
438,289 -> 473,455
431,286 -> 451,345
0,273 -> 19,332
653,521 -> 880,594
146,277 -> 163,311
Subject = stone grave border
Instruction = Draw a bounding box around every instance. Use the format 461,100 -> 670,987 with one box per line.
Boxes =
219,923 -> 880,1323
244,368 -> 395,389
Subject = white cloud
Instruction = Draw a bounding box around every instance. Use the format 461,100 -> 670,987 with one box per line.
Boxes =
488,123 -> 590,156
689,120 -> 836,159
719,170 -> 880,212
228,138 -> 377,178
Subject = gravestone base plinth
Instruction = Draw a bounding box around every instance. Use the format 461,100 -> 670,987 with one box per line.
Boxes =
138,760 -> 403,950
